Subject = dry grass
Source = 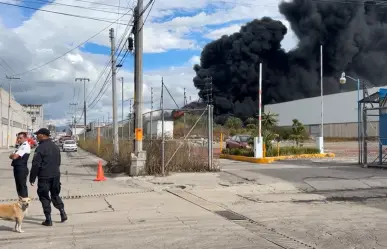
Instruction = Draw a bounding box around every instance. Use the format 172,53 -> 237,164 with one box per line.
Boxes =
79,138 -> 212,175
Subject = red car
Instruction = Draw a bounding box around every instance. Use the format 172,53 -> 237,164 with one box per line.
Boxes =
225,135 -> 251,149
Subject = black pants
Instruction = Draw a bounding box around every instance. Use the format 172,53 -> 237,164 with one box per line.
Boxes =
37,176 -> 64,215
13,167 -> 29,198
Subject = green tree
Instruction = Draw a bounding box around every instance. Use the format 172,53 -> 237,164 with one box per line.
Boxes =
246,117 -> 256,125
261,111 -> 279,130
289,119 -> 306,147
225,116 -> 243,130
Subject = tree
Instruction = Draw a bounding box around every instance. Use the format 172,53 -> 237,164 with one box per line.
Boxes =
289,119 -> 306,146
260,111 -> 278,130
225,116 -> 243,130
246,117 -> 256,125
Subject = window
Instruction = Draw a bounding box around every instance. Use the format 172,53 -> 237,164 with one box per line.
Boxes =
239,136 -> 250,142
64,140 -> 76,144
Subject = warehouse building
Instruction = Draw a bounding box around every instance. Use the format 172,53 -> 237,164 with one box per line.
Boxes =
264,87 -> 384,138
0,88 -> 37,146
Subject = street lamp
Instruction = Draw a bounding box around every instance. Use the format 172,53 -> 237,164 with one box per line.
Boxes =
339,72 -> 361,164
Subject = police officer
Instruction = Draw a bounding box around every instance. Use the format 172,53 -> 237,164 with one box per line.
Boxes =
29,128 -> 67,226
9,132 -> 31,198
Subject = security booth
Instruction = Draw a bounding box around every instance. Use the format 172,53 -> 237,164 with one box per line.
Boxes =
359,88 -> 387,167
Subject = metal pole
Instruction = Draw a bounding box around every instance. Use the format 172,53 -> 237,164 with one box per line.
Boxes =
134,0 -> 144,153
129,99 -> 132,140
0,88 -> 3,147
6,81 -> 11,149
207,105 -> 212,170
121,77 -> 124,140
150,87 -> 153,140
6,76 -> 20,149
357,79 -> 362,164
362,83 -> 367,167
110,28 -> 119,156
183,87 -> 186,138
320,45 -> 324,138
97,126 -> 100,154
258,63 -> 262,139
161,78 -> 165,175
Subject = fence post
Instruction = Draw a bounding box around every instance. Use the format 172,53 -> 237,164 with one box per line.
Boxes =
97,127 -> 100,154
207,105 -> 213,170
220,132 -> 223,154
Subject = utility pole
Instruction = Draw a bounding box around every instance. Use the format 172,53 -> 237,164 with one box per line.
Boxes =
130,0 -> 146,175
6,76 -> 20,149
161,78 -> 165,175
70,103 -> 77,141
183,87 -> 186,137
150,87 -> 153,140
75,77 -> 90,141
110,28 -> 119,157
129,99 -> 132,140
121,77 -> 124,140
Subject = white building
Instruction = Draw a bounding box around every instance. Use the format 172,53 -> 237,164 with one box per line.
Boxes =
0,88 -> 34,147
22,104 -> 44,132
264,87 -> 385,138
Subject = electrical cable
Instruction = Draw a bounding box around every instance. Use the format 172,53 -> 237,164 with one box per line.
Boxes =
0,2 -> 131,25
11,0 -> 134,16
11,7 -> 133,77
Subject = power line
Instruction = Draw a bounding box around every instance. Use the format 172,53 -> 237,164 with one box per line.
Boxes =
12,0 -> 134,16
0,1 -> 131,25
12,8 -> 133,77
87,0 -> 155,111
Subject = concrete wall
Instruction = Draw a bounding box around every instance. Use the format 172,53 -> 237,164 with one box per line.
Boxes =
304,122 -> 379,138
264,86 -> 387,137
0,88 -> 34,147
264,86 -> 385,126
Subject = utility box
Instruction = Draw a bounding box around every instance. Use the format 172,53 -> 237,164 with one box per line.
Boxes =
146,120 -> 174,139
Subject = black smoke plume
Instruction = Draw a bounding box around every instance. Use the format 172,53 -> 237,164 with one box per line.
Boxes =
193,0 -> 387,122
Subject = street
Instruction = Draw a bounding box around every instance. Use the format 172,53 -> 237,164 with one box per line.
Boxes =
1,150 -> 387,248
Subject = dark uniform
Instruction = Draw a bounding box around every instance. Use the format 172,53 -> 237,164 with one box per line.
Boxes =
11,141 -> 31,197
30,128 -> 67,226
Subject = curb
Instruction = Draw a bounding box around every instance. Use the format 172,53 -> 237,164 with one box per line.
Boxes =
219,153 -> 335,164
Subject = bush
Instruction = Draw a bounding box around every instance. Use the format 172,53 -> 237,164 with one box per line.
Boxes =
266,146 -> 320,157
79,138 -> 213,175
222,146 -> 320,157
222,148 -> 254,157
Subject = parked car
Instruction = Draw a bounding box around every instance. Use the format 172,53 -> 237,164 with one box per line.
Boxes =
225,135 -> 251,149
62,140 -> 77,152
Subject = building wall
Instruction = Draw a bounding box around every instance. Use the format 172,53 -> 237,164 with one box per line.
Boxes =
0,88 -> 33,147
264,86 -> 386,137
304,122 -> 379,138
22,104 -> 44,132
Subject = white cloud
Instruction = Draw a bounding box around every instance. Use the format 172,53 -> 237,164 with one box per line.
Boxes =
189,55 -> 200,65
205,24 -> 242,40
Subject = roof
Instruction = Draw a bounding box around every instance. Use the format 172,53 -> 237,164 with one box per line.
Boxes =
359,88 -> 387,105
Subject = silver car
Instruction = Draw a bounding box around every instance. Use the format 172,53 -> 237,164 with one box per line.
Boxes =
62,140 -> 77,152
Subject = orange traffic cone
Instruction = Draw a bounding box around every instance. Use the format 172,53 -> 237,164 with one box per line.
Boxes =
94,160 -> 106,181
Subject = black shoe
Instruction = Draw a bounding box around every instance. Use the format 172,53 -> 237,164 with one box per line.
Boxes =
42,214 -> 52,226
60,209 -> 68,222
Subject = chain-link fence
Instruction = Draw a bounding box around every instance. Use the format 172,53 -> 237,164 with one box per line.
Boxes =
359,87 -> 387,167
82,105 -> 216,175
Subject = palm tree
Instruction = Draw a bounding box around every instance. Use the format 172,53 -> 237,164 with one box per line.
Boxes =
260,112 -> 278,130
289,119 -> 305,147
